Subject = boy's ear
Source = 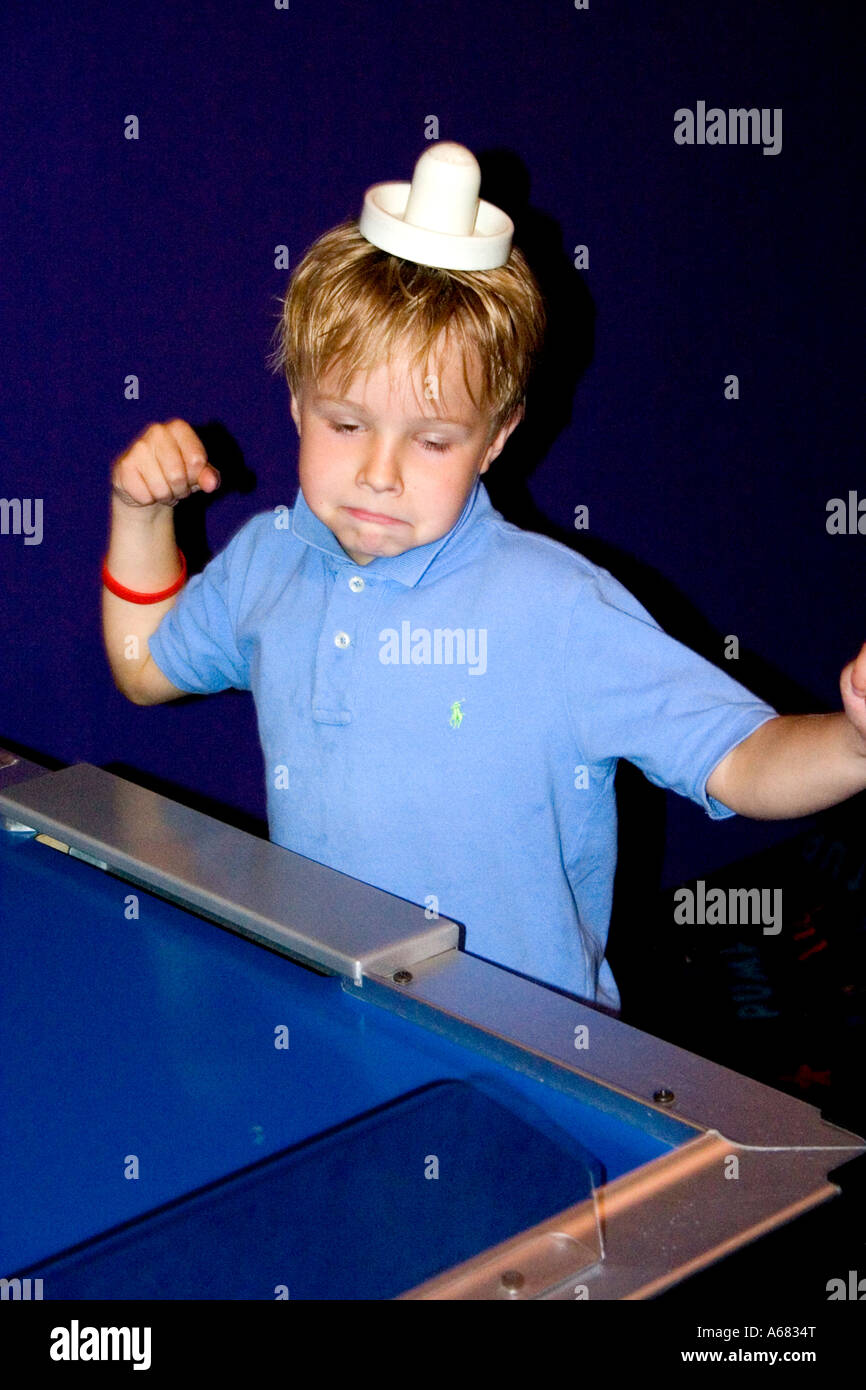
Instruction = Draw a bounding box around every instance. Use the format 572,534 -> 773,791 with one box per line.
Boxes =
480,406 -> 524,472
289,392 -> 302,435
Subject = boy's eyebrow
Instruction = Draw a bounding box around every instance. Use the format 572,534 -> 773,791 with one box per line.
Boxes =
312,394 -> 474,429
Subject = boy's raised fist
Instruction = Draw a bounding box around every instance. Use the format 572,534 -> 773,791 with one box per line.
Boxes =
111,419 -> 221,508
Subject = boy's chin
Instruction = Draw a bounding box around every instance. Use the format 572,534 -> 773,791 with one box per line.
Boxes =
338,536 -> 408,565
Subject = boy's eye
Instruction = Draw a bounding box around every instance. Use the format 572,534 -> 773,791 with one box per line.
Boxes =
327,422 -> 451,453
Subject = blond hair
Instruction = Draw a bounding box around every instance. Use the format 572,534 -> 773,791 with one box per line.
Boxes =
267,220 -> 546,440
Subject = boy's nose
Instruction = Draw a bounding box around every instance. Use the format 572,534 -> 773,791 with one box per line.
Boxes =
357,435 -> 403,488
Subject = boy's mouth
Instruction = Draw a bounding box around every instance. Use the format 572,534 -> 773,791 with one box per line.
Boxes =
344,507 -> 406,525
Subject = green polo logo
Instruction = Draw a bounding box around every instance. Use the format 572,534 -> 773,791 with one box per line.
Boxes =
449,699 -> 465,729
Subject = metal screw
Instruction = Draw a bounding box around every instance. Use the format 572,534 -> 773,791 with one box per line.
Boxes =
653,1088 -> 676,1105
393,969 -> 413,985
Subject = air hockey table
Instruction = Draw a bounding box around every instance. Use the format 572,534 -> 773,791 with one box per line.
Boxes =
1,743 -> 864,1302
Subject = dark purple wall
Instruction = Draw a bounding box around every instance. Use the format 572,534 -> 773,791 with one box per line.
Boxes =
1,0 -> 861,892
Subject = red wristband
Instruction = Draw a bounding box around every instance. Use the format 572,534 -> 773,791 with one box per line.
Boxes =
102,550 -> 187,604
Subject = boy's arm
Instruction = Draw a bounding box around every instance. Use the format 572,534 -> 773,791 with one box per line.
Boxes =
102,420 -> 220,705
706,645 -> 866,818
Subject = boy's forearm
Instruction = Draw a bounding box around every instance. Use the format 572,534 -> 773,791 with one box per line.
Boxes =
708,712 -> 866,819
102,495 -> 183,693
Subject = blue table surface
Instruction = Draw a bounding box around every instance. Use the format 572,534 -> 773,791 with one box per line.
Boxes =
1,830 -> 692,1278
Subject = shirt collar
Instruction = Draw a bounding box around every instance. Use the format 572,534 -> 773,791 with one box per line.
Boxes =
290,475 -> 491,586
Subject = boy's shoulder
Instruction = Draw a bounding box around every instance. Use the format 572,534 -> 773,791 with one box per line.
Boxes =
482,505 -> 598,576
479,505 -> 652,620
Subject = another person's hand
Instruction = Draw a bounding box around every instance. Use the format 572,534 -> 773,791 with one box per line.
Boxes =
840,641 -> 866,750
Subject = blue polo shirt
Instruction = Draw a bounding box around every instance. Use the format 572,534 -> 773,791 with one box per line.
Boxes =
149,477 -> 777,1010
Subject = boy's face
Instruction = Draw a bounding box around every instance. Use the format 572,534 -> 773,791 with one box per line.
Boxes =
289,340 -> 521,565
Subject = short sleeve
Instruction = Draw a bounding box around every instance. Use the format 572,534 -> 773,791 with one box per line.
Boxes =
148,519 -> 260,694
564,566 -> 779,819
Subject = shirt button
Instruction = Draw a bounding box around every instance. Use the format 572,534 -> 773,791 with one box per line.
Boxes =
334,631 -> 351,649
349,576 -> 365,592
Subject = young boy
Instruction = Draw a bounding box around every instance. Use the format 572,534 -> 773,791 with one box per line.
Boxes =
102,144 -> 866,1014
